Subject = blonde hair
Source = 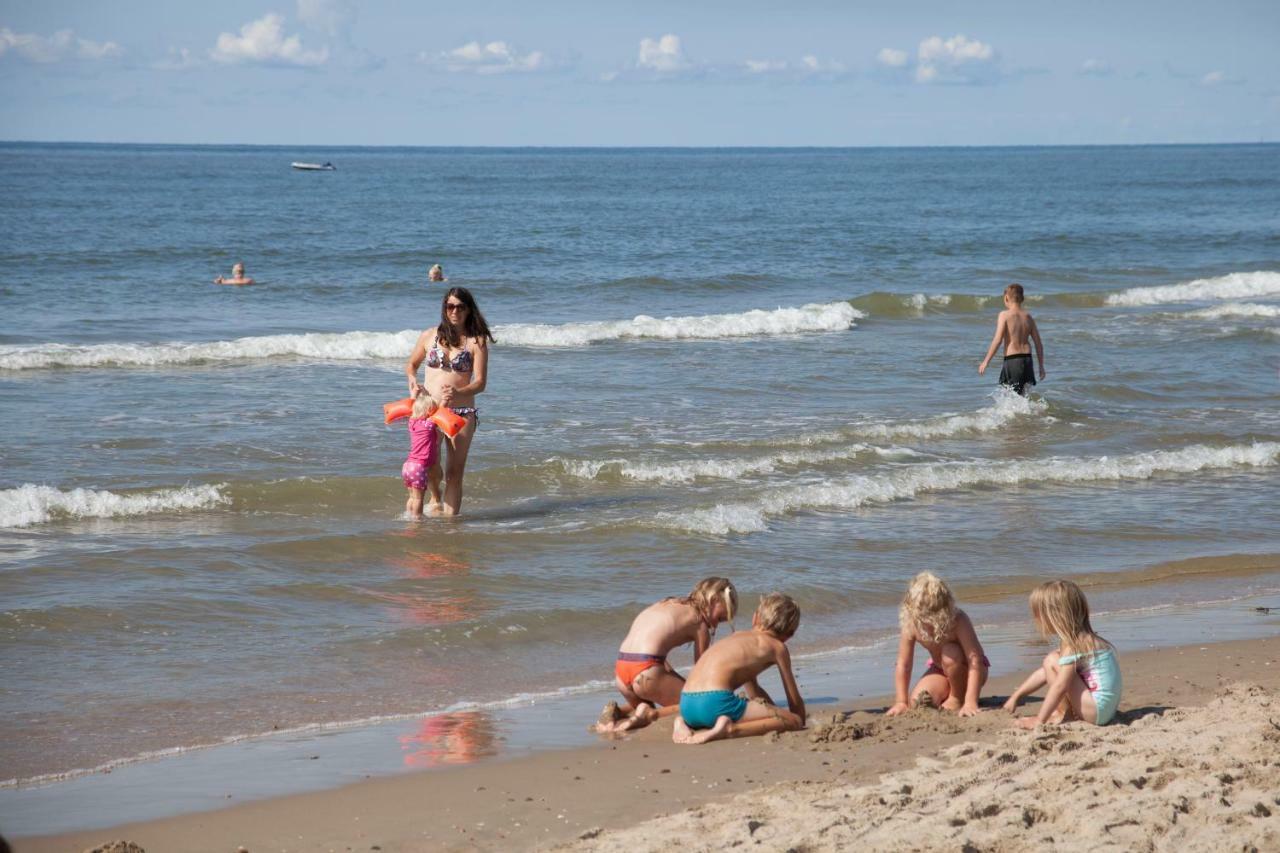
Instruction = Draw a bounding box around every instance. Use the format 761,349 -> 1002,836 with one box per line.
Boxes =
755,592 -> 800,640
1004,282 -> 1025,304
687,577 -> 738,630
411,392 -> 438,419
1030,580 -> 1105,654
899,571 -> 957,644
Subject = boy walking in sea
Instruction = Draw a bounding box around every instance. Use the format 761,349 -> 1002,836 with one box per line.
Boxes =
672,593 -> 805,744
978,283 -> 1045,395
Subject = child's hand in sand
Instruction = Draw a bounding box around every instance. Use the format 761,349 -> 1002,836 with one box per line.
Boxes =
886,702 -> 910,717
957,703 -> 980,718
1013,716 -> 1039,730
1002,695 -> 1020,714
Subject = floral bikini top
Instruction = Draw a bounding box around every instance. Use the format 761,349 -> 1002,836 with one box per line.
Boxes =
426,335 -> 473,373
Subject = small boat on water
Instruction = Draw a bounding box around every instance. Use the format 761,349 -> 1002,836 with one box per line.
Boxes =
291,161 -> 336,171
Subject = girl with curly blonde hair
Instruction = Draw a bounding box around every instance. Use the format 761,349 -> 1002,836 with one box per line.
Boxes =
886,571 -> 990,717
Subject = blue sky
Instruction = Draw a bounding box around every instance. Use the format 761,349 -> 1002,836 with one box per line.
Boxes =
1,0 -> 1277,146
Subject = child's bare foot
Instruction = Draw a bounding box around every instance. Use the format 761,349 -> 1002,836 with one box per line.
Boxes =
615,703 -> 657,733
941,696 -> 963,713
426,500 -> 444,516
673,715 -> 731,744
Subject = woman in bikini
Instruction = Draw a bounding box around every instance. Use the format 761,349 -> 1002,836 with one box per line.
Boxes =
405,287 -> 495,516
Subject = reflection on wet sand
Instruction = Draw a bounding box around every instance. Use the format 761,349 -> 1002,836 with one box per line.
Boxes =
398,711 -> 501,767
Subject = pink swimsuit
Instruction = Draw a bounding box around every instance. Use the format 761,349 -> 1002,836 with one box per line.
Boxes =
401,417 -> 439,490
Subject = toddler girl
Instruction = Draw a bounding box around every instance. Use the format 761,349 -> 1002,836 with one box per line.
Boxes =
596,577 -> 738,733
1005,579 -> 1123,728
886,571 -> 989,717
402,392 -> 440,517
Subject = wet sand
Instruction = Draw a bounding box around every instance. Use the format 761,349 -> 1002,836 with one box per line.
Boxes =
13,634 -> 1279,852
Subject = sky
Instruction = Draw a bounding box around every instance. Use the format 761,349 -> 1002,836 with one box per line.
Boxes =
1,0 -> 1277,146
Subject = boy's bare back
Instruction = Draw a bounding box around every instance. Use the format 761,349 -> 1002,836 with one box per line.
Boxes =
683,630 -> 782,692
998,307 -> 1035,356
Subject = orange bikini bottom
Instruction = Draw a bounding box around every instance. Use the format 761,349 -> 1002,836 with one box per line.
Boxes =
615,652 -> 665,688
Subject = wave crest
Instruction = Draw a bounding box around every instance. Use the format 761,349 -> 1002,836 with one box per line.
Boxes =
658,441 -> 1280,535
1106,271 -> 1280,307
0,484 -> 228,529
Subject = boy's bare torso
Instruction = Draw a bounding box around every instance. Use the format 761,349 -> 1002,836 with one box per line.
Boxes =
683,630 -> 779,691
1000,308 -> 1034,356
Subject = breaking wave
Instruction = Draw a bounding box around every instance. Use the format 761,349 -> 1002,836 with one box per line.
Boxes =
657,441 -> 1280,535
1106,271 -> 1280,307
1183,302 -> 1280,320
0,484 -> 228,529
0,302 -> 860,370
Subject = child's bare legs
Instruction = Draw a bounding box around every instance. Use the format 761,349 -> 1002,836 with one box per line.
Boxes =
613,667 -> 685,733
405,487 -> 425,517
1039,652 -> 1098,724
673,698 -> 803,745
426,462 -> 444,515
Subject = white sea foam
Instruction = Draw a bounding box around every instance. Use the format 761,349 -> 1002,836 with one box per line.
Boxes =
1184,302 -> 1280,320
496,300 -> 862,347
0,483 -> 228,529
853,390 -> 1047,441
1106,271 -> 1280,307
0,302 -> 861,370
658,441 -> 1280,535
558,444 -> 921,484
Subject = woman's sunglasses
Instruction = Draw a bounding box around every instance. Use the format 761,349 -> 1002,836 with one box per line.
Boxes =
445,302 -> 468,312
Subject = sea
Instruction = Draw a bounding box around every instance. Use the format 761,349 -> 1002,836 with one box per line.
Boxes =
1,143 -> 1278,823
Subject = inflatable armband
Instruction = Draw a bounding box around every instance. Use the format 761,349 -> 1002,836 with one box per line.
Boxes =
382,397 -> 467,439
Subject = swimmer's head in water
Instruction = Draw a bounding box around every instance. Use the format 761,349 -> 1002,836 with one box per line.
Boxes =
429,264 -> 445,282
1004,282 -> 1025,304
1030,579 -> 1103,653
754,592 -> 800,641
233,263 -> 245,276
900,571 -> 956,644
688,577 -> 738,631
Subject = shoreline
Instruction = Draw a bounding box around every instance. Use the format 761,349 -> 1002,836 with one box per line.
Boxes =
11,628 -> 1280,852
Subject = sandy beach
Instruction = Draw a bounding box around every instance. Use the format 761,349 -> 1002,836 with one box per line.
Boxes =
13,632 -> 1279,853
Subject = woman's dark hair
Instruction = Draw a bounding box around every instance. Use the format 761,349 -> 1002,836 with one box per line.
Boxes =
437,286 -> 495,348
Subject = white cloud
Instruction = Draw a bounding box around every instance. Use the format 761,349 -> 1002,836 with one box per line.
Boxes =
638,34 -> 689,72
915,34 -> 995,83
0,27 -> 122,63
1079,58 -> 1113,77
876,47 -> 909,69
428,40 -> 548,74
742,55 -> 845,77
745,58 -> 788,74
296,0 -> 354,37
209,13 -> 328,66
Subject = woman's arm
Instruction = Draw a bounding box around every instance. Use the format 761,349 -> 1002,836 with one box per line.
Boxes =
405,332 -> 429,395
955,614 -> 986,716
886,630 -> 916,716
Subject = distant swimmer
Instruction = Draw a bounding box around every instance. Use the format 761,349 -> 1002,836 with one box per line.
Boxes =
428,264 -> 447,283
215,262 -> 254,286
978,283 -> 1045,395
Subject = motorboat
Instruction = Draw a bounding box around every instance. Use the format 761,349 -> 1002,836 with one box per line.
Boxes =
291,161 -> 336,171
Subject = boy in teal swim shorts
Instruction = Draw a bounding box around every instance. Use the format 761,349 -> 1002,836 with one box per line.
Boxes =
673,592 -> 806,744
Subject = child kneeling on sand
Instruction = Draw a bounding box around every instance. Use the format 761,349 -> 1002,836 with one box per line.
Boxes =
673,592 -> 805,744
597,577 -> 738,733
886,572 -> 989,717
1005,580 -> 1123,728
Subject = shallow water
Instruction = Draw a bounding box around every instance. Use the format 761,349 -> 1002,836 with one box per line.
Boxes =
1,143 -> 1278,784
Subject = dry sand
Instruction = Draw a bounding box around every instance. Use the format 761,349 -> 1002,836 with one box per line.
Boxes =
11,636 -> 1280,853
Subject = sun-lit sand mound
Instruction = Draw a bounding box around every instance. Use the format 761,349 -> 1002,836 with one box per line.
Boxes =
560,683 -> 1280,852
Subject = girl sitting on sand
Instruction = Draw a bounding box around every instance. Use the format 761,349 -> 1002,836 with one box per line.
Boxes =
1005,579 -> 1123,728
597,577 -> 738,733
402,391 -> 440,518
886,572 -> 989,717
